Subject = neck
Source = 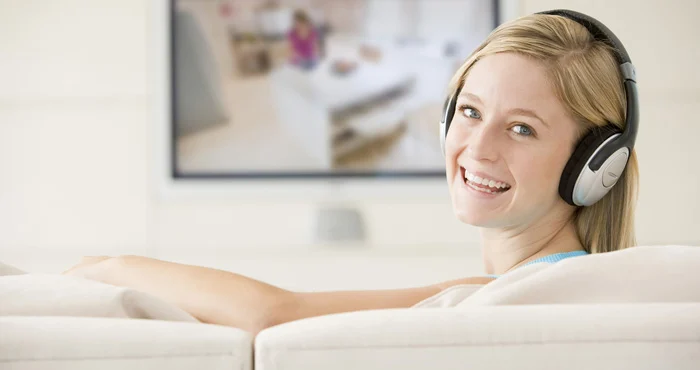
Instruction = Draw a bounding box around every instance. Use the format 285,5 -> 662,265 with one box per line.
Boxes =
481,209 -> 584,275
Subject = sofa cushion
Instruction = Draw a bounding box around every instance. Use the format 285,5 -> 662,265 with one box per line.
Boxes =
415,245 -> 700,308
0,273 -> 197,322
1,316 -> 252,370
0,261 -> 27,276
255,303 -> 700,370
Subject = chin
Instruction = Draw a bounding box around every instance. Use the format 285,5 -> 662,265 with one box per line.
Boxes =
452,206 -> 501,228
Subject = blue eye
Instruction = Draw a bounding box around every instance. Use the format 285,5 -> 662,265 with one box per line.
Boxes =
461,105 -> 481,119
511,124 -> 534,137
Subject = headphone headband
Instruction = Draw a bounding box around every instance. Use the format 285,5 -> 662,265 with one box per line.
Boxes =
537,10 -> 631,66
537,9 -> 638,173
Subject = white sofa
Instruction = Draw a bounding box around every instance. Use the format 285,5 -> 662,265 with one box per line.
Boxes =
3,303 -> 699,370
268,53 -> 416,168
267,36 -> 458,168
254,304 -> 700,370
3,245 -> 700,369
0,316 -> 253,370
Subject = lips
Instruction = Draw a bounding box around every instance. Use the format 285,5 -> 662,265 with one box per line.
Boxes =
460,167 -> 511,193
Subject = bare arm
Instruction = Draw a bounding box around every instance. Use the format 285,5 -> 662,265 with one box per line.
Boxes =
65,255 -> 288,334
64,256 -> 492,335
275,276 -> 495,328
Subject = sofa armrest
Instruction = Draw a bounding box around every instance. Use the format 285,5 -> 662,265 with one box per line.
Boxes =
255,304 -> 700,370
0,316 -> 252,370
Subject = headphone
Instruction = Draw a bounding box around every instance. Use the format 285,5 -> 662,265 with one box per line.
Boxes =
439,9 -> 639,207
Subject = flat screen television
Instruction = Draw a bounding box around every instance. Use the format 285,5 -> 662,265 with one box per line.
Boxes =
167,0 -> 504,183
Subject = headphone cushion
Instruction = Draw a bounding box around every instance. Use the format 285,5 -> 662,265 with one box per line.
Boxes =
559,125 -> 620,205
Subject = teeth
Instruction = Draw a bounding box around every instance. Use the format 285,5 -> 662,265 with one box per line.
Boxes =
467,182 -> 495,193
463,168 -> 511,190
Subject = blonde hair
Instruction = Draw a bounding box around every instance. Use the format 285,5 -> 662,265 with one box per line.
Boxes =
448,14 -> 638,253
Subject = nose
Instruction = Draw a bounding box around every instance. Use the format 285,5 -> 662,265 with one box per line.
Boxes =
466,122 -> 500,162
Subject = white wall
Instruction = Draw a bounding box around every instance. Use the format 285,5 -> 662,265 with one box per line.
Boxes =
1,0 -> 698,290
521,0 -> 700,246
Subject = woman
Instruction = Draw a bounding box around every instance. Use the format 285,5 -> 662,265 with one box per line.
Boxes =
287,9 -> 320,70
64,11 -> 639,335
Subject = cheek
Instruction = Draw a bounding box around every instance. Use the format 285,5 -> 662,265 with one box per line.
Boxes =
512,151 -> 567,198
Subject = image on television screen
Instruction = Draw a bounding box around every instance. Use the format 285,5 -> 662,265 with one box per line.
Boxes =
172,0 -> 499,178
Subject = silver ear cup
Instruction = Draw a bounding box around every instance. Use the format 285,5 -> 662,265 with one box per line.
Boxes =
572,143 -> 629,206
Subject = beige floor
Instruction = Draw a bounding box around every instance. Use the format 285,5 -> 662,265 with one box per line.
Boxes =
177,74 -> 445,174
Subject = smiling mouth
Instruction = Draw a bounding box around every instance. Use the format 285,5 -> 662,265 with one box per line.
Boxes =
460,167 -> 512,194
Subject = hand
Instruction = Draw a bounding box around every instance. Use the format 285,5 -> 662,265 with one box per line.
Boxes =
62,255 -> 115,282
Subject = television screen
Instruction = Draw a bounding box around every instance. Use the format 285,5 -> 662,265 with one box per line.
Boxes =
172,0 -> 500,179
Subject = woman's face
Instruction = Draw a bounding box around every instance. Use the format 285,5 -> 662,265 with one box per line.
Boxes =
294,19 -> 310,33
445,52 -> 579,228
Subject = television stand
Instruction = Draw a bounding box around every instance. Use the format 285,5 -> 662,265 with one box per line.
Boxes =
314,206 -> 366,245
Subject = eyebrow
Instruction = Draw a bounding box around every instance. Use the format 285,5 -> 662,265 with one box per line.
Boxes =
458,92 -> 482,103
458,92 -> 549,128
508,108 -> 549,128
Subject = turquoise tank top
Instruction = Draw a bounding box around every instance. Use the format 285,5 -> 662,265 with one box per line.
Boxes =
486,250 -> 589,278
